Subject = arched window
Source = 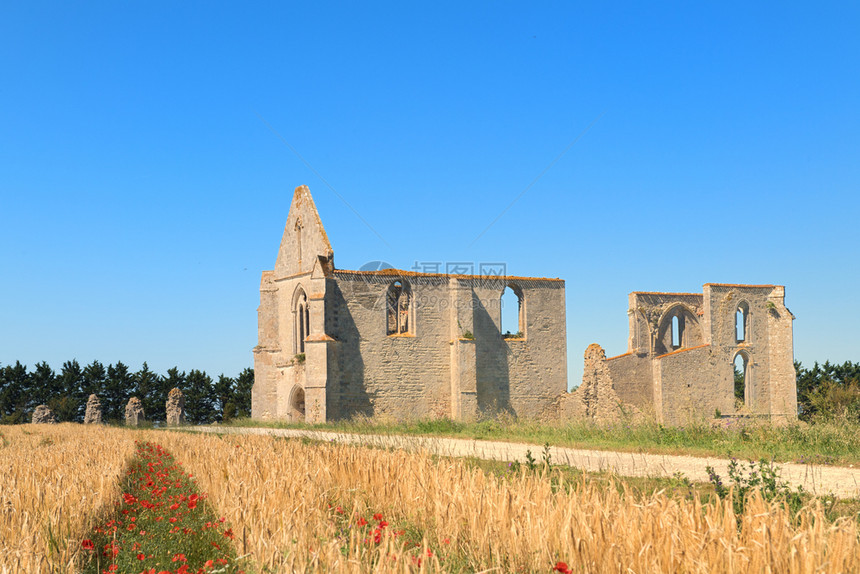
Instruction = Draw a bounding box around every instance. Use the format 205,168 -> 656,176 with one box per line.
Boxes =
654,305 -> 703,356
386,280 -> 412,335
501,285 -> 525,338
671,315 -> 680,349
736,302 -> 750,343
293,288 -> 310,354
733,352 -> 751,407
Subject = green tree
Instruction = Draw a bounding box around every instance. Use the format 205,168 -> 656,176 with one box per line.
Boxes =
29,361 -> 60,412
213,374 -> 236,422
56,360 -> 85,422
135,363 -> 162,422
796,360 -> 860,420
734,365 -> 745,403
0,362 -> 30,423
105,362 -> 134,423
184,369 -> 215,424
82,361 -> 108,407
235,367 -> 254,418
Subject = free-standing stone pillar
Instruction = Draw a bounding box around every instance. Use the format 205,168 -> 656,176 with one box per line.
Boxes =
84,394 -> 102,424
32,404 -> 57,424
166,388 -> 186,426
125,397 -> 145,426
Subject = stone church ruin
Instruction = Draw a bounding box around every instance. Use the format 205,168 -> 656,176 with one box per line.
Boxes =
252,186 -> 797,424
556,286 -> 798,424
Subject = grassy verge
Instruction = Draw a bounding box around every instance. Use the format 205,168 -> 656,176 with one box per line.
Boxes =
80,440 -> 245,574
224,415 -> 860,466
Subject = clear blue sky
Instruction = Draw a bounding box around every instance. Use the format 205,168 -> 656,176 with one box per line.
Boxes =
2,2 -> 858,388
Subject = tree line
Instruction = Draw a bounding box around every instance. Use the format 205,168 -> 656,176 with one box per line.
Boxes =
795,360 -> 860,421
2,358 -> 856,425
0,360 -> 253,425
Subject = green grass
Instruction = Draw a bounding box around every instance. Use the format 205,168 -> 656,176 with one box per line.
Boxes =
224,414 -> 860,466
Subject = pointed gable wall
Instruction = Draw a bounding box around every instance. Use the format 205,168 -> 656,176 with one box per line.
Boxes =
274,185 -> 334,278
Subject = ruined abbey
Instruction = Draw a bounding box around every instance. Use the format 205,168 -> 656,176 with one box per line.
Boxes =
252,186 -> 797,424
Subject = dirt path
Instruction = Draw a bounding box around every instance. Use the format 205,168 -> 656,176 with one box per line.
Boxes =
190,426 -> 860,498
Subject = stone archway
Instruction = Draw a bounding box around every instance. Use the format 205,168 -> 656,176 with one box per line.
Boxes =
654,305 -> 703,356
289,386 -> 306,422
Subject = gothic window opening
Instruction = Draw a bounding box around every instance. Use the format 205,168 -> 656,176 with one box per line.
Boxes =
736,302 -> 750,343
386,280 -> 412,335
294,288 -> 310,354
671,315 -> 681,349
501,285 -> 525,338
734,352 -> 751,407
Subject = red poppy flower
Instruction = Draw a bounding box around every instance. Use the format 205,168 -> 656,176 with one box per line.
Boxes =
373,513 -> 383,521
553,562 -> 572,574
137,553 -> 145,560
81,539 -> 94,550
224,528 -> 235,539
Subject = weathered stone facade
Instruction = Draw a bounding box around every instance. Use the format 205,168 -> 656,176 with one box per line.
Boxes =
31,404 -> 57,424
125,397 -> 145,426
84,394 -> 102,424
562,285 -> 798,424
166,388 -> 186,426
253,186 -> 568,423
254,186 -> 798,425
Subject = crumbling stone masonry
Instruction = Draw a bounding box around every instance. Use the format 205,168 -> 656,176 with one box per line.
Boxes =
125,397 -> 145,426
558,285 -> 798,424
554,344 -> 634,421
252,186 -> 568,423
84,394 -> 102,424
166,388 -> 186,426
31,404 -> 57,424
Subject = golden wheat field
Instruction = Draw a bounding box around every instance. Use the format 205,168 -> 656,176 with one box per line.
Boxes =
0,425 -> 135,573
2,424 -> 860,573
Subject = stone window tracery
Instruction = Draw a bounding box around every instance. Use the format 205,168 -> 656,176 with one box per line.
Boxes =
386,280 -> 412,335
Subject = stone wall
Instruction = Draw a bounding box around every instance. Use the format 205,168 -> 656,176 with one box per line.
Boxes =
471,279 -> 567,419
655,345 -> 732,425
606,353 -> 652,410
571,284 -> 798,425
328,273 -> 456,421
251,185 -> 568,423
